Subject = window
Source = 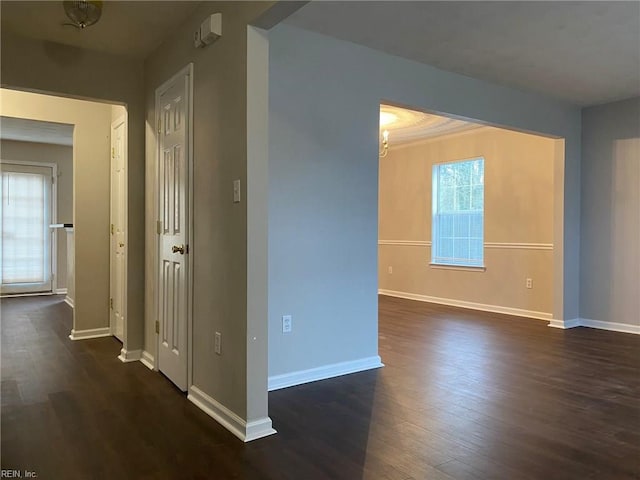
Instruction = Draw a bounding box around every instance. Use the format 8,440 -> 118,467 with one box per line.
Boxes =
432,158 -> 484,267
1,164 -> 52,294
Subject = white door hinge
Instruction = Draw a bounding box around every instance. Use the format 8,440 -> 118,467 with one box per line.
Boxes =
156,220 -> 162,235
155,321 -> 160,334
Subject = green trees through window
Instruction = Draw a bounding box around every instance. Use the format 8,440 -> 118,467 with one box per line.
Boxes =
432,158 -> 484,267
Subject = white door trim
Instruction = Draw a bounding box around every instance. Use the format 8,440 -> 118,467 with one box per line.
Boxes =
153,63 -> 194,390
0,160 -> 57,295
110,113 -> 128,348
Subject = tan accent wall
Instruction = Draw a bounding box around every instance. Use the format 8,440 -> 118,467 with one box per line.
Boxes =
0,139 -> 73,290
0,89 -> 112,329
379,127 -> 557,316
0,30 -> 144,350
0,30 -> 145,350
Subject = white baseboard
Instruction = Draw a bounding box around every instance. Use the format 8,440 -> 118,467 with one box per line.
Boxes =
549,318 -> 639,334
140,350 -> 155,370
64,295 -> 74,308
118,348 -> 142,363
548,318 -> 581,329
188,385 -> 277,442
379,289 -> 552,321
68,327 -> 111,340
245,418 -> 278,442
268,355 -> 384,392
54,288 -> 68,295
1,292 -> 57,298
579,318 -> 639,334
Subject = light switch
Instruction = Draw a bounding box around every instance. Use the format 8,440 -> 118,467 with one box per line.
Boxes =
233,179 -> 241,203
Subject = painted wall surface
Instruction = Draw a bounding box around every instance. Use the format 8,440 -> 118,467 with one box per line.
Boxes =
580,97 -> 640,327
0,90 -> 112,331
0,139 -> 73,290
378,127 -> 556,316
1,30 -> 145,350
144,1 -> 273,423
268,24 -> 581,380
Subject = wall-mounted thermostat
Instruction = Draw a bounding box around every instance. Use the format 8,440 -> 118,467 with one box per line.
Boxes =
194,13 -> 222,48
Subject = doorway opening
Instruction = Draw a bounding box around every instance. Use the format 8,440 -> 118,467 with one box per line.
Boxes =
1,160 -> 56,295
1,117 -> 73,298
0,88 -> 130,358
377,103 -> 562,321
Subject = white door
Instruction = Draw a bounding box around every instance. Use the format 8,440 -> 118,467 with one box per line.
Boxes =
1,163 -> 54,295
110,116 -> 127,342
157,69 -> 190,391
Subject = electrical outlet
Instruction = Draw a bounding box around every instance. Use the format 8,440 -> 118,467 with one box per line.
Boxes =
214,332 -> 221,355
526,278 -> 533,289
388,266 -> 393,274
282,315 -> 292,334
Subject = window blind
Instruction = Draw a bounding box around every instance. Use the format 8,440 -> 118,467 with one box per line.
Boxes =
432,158 -> 484,267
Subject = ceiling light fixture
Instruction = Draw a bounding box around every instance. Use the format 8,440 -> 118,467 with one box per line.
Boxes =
63,1 -> 103,29
379,110 -> 397,158
379,111 -> 397,127
379,130 -> 390,158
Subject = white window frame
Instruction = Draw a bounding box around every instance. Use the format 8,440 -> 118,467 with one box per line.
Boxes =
430,157 -> 485,270
0,160 -> 58,295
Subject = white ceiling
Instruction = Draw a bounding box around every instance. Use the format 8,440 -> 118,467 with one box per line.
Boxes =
1,117 -> 74,146
0,1 -> 202,58
286,1 -> 640,107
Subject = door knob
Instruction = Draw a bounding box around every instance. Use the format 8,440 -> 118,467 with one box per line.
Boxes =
172,244 -> 185,254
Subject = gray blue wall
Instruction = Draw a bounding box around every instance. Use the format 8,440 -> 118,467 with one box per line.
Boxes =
580,97 -> 640,328
268,24 -> 582,382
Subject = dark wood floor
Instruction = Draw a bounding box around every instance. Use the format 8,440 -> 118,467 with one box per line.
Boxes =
1,295 -> 639,479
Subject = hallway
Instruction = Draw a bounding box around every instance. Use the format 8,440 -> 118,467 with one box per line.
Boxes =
2,295 -> 639,479
1,296 -> 255,479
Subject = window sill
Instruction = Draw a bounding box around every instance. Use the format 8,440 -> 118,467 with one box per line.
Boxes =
429,263 -> 486,272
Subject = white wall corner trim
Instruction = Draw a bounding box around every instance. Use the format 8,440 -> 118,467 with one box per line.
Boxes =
188,385 -> 277,442
245,418 -> 278,443
379,289 -> 552,321
140,350 -> 155,370
68,327 -> 111,340
118,348 -> 142,363
64,296 -> 74,308
548,318 -> 581,329
268,356 -> 384,391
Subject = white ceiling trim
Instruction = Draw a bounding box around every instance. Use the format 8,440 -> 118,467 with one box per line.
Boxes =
381,104 -> 483,145
388,125 -> 490,152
